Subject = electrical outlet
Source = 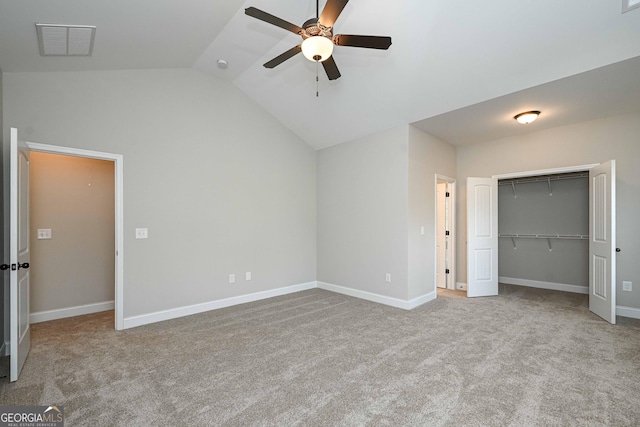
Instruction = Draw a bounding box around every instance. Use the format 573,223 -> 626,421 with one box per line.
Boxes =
229,274 -> 235,284
245,272 -> 251,281
135,228 -> 148,239
385,273 -> 391,283
622,281 -> 632,292
37,229 -> 52,239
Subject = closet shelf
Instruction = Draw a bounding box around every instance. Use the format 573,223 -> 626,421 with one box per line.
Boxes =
498,172 -> 588,186
498,172 -> 588,197
499,233 -> 588,240
500,233 -> 588,251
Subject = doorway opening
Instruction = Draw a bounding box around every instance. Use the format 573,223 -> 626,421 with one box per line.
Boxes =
26,142 -> 124,330
497,170 -> 590,295
435,175 -> 456,293
466,162 -> 616,323
30,152 -> 116,327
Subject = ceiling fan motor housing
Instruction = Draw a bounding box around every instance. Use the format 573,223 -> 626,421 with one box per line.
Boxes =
301,18 -> 333,41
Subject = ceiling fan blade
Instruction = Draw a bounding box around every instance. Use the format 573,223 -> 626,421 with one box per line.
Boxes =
263,45 -> 302,68
333,34 -> 392,50
318,0 -> 349,27
322,56 -> 341,80
245,7 -> 303,35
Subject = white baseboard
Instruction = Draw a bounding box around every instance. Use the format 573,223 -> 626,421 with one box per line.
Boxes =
123,280 -> 438,329
25,280 -> 637,331
616,305 -> 640,320
30,301 -> 115,324
408,291 -> 437,309
499,277 -> 588,294
456,282 -> 467,291
123,281 -> 317,329
317,281 -> 435,310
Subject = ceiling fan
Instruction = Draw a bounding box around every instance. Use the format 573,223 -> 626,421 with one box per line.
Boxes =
245,0 -> 392,80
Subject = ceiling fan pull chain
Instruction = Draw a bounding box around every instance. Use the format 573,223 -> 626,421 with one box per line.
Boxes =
316,61 -> 319,97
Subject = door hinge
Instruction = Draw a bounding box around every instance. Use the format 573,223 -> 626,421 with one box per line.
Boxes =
445,192 -> 450,197
445,269 -> 450,274
445,230 -> 450,236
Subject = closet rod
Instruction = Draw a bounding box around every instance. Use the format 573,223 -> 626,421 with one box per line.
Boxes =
499,233 -> 589,240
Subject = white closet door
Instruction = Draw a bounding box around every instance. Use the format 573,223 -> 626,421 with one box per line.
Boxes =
589,160 -> 616,324
467,177 -> 498,297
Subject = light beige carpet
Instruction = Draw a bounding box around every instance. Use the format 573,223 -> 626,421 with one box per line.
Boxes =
2,284 -> 640,426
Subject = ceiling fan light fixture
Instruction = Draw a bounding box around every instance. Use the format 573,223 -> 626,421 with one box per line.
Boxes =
245,1 -> 391,80
514,111 -> 541,124
301,36 -> 334,62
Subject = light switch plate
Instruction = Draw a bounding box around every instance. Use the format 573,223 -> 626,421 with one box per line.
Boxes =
135,228 -> 148,239
622,281 -> 632,291
245,272 -> 251,281
37,229 -> 52,239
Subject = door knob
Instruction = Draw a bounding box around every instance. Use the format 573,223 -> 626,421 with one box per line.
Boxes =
616,248 -> 621,252
18,262 -> 30,269
0,264 -> 10,271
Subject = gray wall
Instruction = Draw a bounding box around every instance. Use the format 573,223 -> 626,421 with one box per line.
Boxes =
3,68 -> 316,319
457,111 -> 640,309
317,125 -> 409,300
408,126 -> 457,300
30,152 -> 115,313
316,124 -> 457,302
498,177 -> 589,286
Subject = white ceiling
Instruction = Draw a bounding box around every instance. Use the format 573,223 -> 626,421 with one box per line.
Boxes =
412,55 -> 640,145
1,0 -> 640,149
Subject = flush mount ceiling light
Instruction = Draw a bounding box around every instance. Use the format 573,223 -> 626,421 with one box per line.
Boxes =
514,111 -> 541,124
35,23 -> 96,56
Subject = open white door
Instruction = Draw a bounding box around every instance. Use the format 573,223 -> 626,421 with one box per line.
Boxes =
9,127 -> 31,381
436,182 -> 447,289
589,160 -> 616,324
467,177 -> 498,297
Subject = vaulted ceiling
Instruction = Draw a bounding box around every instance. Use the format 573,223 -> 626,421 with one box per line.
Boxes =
1,0 -> 640,149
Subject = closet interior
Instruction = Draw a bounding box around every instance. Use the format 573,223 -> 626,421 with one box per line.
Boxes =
498,171 -> 589,293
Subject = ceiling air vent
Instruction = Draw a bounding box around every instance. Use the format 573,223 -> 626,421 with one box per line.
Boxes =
35,23 -> 96,56
623,0 -> 640,13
